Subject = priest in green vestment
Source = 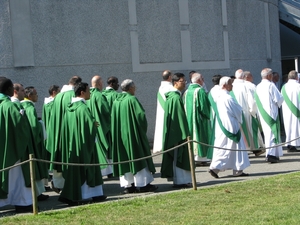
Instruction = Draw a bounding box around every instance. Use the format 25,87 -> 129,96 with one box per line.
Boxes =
111,79 -> 157,194
86,75 -> 112,177
42,85 -> 60,133
183,72 -> 211,165
161,73 -> 192,188
21,86 -> 49,201
58,82 -> 106,205
0,78 -> 34,212
46,76 -> 81,191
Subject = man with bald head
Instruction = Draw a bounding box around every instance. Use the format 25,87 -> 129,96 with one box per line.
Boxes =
281,70 -> 300,152
243,71 -> 265,153
255,68 -> 284,163
209,76 -> 250,178
232,69 -> 264,156
183,72 -> 211,164
86,75 -> 112,177
111,79 -> 157,193
153,70 -> 173,153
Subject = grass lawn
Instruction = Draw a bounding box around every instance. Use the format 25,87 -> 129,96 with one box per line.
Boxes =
1,172 -> 300,224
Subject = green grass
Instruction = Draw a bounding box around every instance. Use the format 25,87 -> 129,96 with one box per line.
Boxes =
1,172 -> 300,224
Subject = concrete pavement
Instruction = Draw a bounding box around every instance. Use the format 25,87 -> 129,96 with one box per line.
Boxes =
1,147 -> 300,217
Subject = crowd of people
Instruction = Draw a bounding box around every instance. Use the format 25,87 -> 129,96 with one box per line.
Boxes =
0,67 -> 299,212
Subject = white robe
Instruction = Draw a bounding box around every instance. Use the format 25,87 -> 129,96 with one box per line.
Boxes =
232,79 -> 257,149
210,90 -> 250,173
256,79 -> 284,157
119,167 -> 154,188
0,161 -> 32,207
281,79 -> 300,147
244,80 -> 265,148
153,81 -> 173,153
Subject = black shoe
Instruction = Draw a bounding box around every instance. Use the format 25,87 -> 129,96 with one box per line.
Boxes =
266,155 -> 279,163
51,181 -> 61,194
287,145 -> 299,152
58,196 -> 78,206
209,169 -> 219,178
234,172 -> 249,177
92,195 -> 107,202
253,149 -> 265,157
139,184 -> 158,192
172,183 -> 192,189
15,205 -> 33,213
37,194 -> 49,201
107,173 -> 114,178
45,186 -> 52,192
123,186 -> 139,194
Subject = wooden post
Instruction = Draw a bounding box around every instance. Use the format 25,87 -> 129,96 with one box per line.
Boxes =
29,154 -> 38,215
187,136 -> 197,190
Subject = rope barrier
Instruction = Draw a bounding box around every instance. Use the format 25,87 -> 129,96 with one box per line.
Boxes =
1,136 -> 300,173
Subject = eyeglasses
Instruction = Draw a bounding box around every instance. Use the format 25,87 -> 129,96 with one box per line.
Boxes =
177,80 -> 187,84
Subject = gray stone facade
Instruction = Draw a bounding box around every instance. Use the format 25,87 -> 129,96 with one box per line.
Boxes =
0,0 -> 282,141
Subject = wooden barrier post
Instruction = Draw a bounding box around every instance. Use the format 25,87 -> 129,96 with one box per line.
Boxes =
187,136 -> 197,190
29,154 -> 38,215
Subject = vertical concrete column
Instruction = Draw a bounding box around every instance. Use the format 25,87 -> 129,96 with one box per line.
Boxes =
9,0 -> 35,67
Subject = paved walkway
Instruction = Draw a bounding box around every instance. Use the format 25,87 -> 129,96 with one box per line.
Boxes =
1,147 -> 300,217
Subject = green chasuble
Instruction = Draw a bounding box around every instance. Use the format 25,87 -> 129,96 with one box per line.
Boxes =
111,92 -> 156,177
21,101 -> 49,180
161,91 -> 190,178
42,100 -> 53,159
102,88 -> 119,110
46,90 -> 74,171
86,88 -> 111,169
0,95 -> 32,198
183,84 -> 211,158
42,100 -> 54,133
59,100 -> 103,201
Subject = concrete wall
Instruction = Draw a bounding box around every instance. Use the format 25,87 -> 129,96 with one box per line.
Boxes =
0,0 -> 281,142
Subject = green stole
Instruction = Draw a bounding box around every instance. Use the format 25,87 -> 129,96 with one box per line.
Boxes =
281,85 -> 300,118
157,91 -> 165,109
208,93 -> 241,143
230,91 -> 250,145
254,92 -> 281,144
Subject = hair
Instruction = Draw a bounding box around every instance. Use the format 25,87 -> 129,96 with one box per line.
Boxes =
243,71 -> 252,78
288,70 -> 298,80
189,71 -> 196,80
191,73 -> 202,83
68,76 -> 82,86
235,69 -> 244,79
107,76 -> 119,85
0,77 -> 13,95
120,79 -> 135,91
13,83 -> 23,91
24,86 -> 35,98
162,70 -> 172,81
212,74 -> 222,85
48,85 -> 60,96
172,73 -> 185,85
261,68 -> 272,78
219,76 -> 232,87
74,82 -> 88,97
